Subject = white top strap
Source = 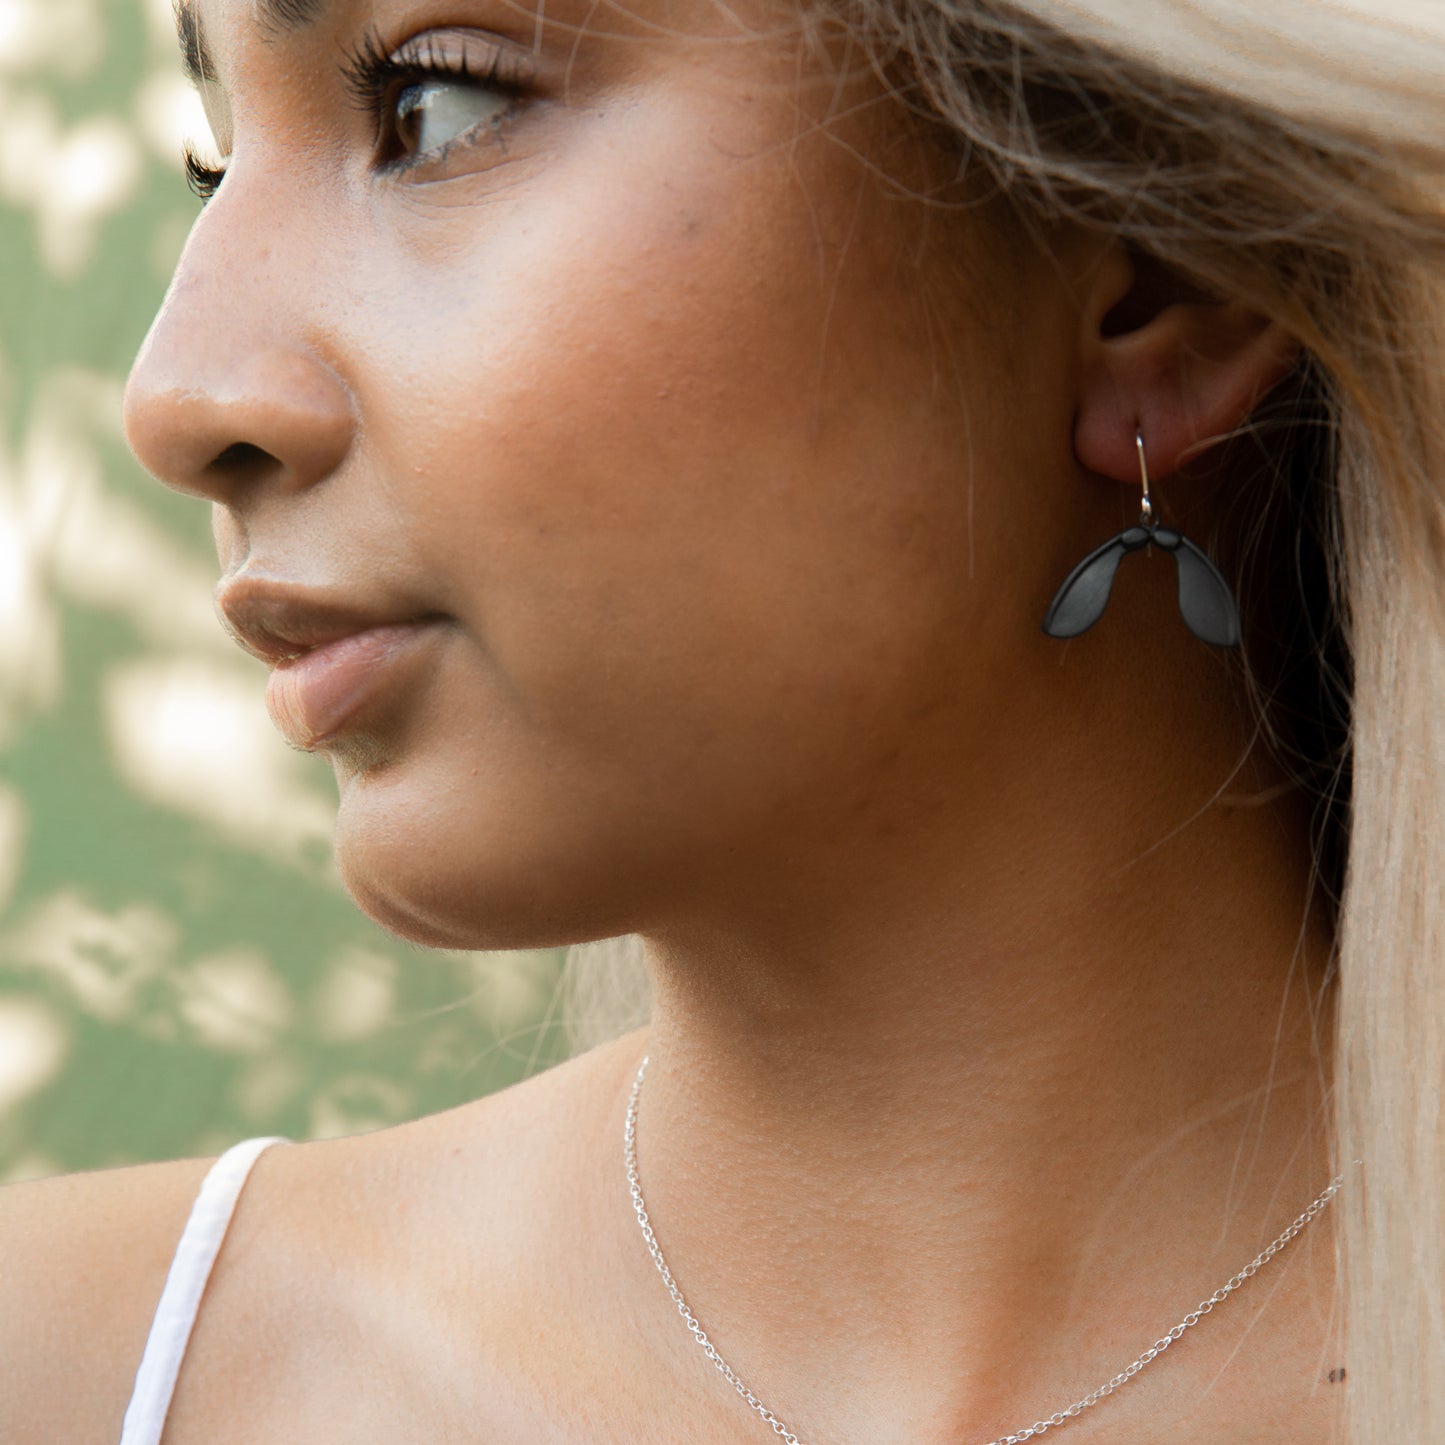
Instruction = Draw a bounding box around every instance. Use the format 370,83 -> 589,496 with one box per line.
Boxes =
119,1136 -> 291,1445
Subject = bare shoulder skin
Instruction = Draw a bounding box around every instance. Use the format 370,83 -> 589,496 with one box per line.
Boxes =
58,0 -> 1352,1436
0,1042 -> 626,1444
0,1152 -> 217,1443
7,1029 -> 1342,1443
157,1034 -> 660,1444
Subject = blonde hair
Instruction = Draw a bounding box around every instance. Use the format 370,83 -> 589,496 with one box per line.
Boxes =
560,1 -> 1445,1436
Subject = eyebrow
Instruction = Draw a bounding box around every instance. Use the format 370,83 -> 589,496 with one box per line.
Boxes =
175,0 -> 327,86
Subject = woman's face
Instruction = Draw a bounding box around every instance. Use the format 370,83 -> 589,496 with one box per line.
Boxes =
124,0 -> 1083,949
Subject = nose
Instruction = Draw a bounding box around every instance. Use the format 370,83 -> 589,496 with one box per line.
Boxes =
123,248 -> 355,503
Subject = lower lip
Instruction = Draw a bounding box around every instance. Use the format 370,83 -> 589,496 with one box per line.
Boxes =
265,622 -> 443,749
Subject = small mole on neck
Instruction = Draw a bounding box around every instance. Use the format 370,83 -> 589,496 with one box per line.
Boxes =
1328,1367 -> 1347,1383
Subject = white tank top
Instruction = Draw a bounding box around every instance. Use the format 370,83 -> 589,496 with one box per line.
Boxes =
119,1136 -> 292,1445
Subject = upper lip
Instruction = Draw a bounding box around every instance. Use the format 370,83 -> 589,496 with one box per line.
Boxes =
215,574 -> 436,665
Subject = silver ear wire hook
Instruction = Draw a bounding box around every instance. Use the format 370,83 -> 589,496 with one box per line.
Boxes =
1135,428 -> 1153,525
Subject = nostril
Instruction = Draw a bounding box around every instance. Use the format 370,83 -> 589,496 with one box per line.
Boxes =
208,440 -> 277,478
124,341 -> 356,501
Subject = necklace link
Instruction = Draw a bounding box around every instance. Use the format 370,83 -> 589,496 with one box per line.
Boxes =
625,1053 -> 1345,1445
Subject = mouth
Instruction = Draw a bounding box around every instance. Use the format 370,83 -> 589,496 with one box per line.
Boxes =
216,575 -> 450,749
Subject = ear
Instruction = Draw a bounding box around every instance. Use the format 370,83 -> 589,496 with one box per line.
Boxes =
1073,243 -> 1302,484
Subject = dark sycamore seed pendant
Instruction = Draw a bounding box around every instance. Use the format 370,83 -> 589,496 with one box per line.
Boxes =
1041,430 -> 1242,648
1040,521 -> 1242,647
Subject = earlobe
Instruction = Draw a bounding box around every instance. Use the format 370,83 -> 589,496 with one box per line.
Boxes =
1075,271 -> 1303,485
1043,245 -> 1296,647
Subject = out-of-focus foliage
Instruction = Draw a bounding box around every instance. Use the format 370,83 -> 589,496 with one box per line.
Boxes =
0,0 -> 567,1181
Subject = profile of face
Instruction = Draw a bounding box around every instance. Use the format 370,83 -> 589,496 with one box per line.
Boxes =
123,0 -> 1241,954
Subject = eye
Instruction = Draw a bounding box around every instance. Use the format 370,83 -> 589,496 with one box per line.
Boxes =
342,27 -> 532,174
393,73 -> 514,158
177,27 -> 532,202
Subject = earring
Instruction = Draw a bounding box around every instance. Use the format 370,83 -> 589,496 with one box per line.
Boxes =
1041,430 -> 1241,647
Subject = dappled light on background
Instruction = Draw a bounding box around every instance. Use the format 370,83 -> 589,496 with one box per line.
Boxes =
135,67 -> 215,173
309,1073 -> 416,1141
0,783 -> 26,911
0,2 -> 573,1178
0,94 -> 142,277
173,947 -> 296,1055
48,440 -> 227,650
4,889 -> 177,1024
311,945 -> 399,1043
104,655 -> 338,872
461,948 -> 562,1039
0,386 -> 64,747
0,0 -> 106,79
0,994 -> 70,1112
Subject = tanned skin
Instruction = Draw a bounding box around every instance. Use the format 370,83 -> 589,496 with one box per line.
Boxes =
0,0 -> 1342,1439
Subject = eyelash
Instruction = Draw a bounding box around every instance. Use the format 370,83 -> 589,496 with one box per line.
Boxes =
185,146 -> 225,200
182,27 -> 531,202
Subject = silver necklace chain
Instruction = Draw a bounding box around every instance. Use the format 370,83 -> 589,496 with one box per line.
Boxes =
624,1053 -> 1345,1445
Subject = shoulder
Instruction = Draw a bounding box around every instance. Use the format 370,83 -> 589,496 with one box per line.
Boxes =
0,1032 -> 647,1445
0,1149 -> 221,1443
161,1029 -> 649,1442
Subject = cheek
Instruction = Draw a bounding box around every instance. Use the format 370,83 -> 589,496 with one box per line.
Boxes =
323,95 -> 1027,942
381,112 -> 982,705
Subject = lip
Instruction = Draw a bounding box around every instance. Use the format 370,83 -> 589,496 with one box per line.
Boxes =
216,576 -> 419,666
266,623 -> 444,749
215,575 -> 449,748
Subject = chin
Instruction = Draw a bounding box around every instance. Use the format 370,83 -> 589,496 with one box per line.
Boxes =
328,746 -> 649,954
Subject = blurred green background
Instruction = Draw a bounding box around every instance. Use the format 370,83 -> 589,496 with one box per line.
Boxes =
0,0 -> 569,1181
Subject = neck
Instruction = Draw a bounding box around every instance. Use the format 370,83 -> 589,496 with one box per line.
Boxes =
615,618 -> 1340,1442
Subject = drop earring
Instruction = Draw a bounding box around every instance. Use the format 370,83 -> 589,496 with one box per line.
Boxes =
1041,429 -> 1241,647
